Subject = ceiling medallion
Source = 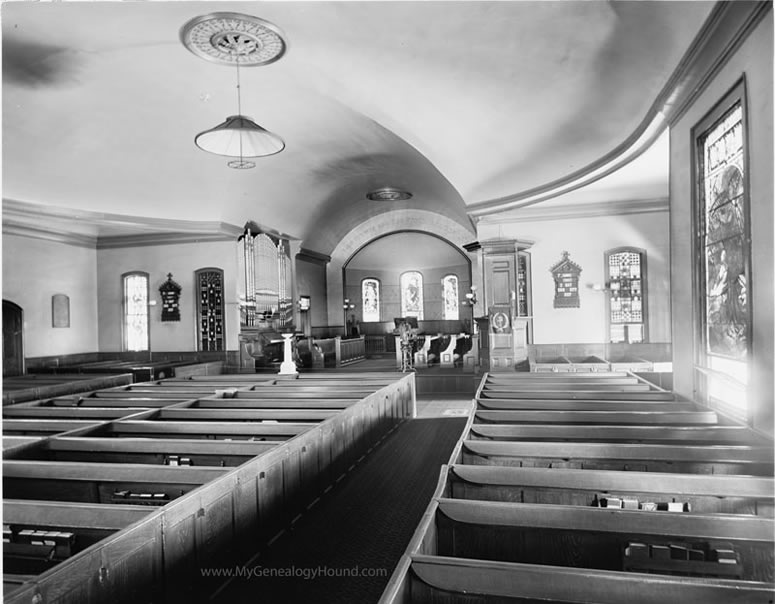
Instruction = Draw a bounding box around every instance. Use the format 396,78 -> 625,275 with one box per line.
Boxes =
180,13 -> 287,66
366,188 -> 413,202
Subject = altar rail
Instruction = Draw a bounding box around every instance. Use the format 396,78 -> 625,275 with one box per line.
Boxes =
5,374 -> 415,604
311,336 -> 365,368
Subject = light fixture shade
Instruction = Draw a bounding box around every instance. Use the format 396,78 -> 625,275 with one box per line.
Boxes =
195,115 -> 285,158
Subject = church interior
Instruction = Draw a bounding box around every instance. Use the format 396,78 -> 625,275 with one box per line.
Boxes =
1,1 -> 773,603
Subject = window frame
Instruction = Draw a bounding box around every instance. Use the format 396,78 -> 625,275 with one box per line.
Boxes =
691,77 -> 752,421
442,274 -> 459,320
604,247 -> 648,344
400,270 -> 425,320
121,271 -> 150,352
361,277 -> 381,323
195,267 -> 225,352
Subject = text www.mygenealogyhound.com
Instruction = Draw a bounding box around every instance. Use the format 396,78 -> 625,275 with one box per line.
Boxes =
201,565 -> 389,581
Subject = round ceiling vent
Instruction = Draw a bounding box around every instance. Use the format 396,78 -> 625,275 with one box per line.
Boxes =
180,13 -> 287,66
366,188 -> 413,202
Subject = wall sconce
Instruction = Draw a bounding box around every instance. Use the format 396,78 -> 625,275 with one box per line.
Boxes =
586,282 -> 610,292
343,298 -> 356,312
298,296 -> 311,312
463,285 -> 478,306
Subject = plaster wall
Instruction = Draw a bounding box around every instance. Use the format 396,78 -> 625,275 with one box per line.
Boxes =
2,234 -> 99,357
96,241 -> 240,353
478,211 -> 671,345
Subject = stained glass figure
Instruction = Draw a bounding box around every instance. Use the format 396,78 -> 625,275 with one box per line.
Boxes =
362,278 -> 380,322
442,275 -> 459,320
699,103 -> 748,361
401,271 -> 424,320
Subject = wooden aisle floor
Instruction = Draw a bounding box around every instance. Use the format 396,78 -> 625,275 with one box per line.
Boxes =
210,416 -> 467,604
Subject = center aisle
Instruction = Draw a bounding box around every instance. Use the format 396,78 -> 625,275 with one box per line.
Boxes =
211,416 -> 468,604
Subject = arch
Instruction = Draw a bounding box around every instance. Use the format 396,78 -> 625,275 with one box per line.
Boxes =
326,210 -> 475,325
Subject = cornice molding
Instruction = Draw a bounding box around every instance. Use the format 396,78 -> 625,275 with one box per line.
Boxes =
96,232 -> 236,249
2,222 -> 97,249
467,0 -> 770,218
297,247 -> 331,265
3,198 -> 246,248
477,197 -> 669,225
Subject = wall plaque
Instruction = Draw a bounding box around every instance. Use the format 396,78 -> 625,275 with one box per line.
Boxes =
159,273 -> 182,322
52,293 -> 70,328
550,251 -> 581,308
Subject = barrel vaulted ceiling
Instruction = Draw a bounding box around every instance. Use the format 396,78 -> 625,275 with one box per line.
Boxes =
2,1 -> 719,255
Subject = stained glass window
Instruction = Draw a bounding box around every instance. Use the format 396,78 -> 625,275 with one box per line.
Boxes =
700,104 -> 747,359
123,272 -> 149,351
696,90 -> 749,417
442,275 -> 459,320
400,271 -> 424,320
517,253 -> 531,317
606,249 -> 646,343
196,268 -> 225,352
362,278 -> 380,322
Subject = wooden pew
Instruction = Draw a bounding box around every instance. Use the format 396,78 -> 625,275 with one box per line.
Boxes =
13,437 -> 278,467
151,408 -> 339,422
3,499 -> 153,575
414,335 -> 438,369
476,399 -> 696,411
479,389 -> 676,400
189,398 -> 356,409
434,498 -> 774,581
445,465 -> 775,517
5,396 -> 185,408
102,420 -> 311,440
388,555 -> 774,604
2,407 -> 153,420
461,440 -> 774,475
474,409 -> 718,424
2,419 -> 103,436
469,423 -> 771,445
3,460 -> 228,504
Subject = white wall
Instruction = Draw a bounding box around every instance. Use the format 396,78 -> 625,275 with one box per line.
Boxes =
2,234 -> 99,357
97,241 -> 240,353
670,13 -> 773,433
478,211 -> 671,345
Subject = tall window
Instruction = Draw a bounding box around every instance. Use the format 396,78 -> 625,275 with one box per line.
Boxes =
695,81 -> 750,419
196,268 -> 225,352
442,274 -> 459,320
400,271 -> 424,320
606,248 -> 647,343
123,272 -> 149,351
361,278 -> 380,322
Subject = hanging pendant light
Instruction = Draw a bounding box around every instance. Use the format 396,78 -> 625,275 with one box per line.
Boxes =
194,64 -> 285,168
182,13 -> 287,169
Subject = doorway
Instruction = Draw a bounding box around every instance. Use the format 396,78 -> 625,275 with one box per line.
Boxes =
3,300 -> 24,377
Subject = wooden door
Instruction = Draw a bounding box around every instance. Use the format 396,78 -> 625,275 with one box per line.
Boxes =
3,300 -> 24,377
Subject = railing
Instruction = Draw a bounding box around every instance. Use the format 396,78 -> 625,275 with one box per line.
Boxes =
338,336 -> 366,366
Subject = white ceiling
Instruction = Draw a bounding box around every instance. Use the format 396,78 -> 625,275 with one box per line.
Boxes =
2,1 -> 717,255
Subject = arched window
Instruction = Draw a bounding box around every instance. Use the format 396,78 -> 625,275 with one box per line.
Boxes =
442,274 -> 459,320
694,81 -> 749,420
400,271 -> 424,320
605,248 -> 647,343
122,272 -> 149,351
361,278 -> 380,322
195,267 -> 225,352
